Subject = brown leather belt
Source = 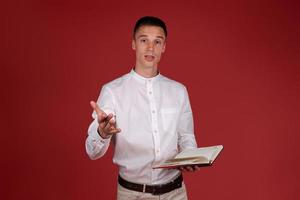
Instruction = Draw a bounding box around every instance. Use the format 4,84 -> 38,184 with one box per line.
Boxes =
118,174 -> 183,195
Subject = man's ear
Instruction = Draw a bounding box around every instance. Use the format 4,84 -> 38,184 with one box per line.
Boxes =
132,40 -> 136,50
162,42 -> 166,53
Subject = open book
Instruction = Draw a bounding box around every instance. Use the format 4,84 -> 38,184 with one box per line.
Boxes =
153,145 -> 223,169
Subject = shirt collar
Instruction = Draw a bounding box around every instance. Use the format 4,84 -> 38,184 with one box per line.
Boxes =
130,69 -> 161,83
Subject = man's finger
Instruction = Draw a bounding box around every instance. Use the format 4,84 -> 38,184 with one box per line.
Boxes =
106,113 -> 114,123
109,128 -> 121,134
99,120 -> 107,129
90,101 -> 108,123
104,121 -> 112,131
102,114 -> 114,128
186,166 -> 193,172
105,115 -> 120,130
90,101 -> 105,116
103,124 -> 121,135
108,116 -> 116,126
103,116 -> 116,131
179,166 -> 187,172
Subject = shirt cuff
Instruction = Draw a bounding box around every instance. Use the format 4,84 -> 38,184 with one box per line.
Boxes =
90,126 -> 111,144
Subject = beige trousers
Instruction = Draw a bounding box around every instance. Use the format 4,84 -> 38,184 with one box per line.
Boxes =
117,183 -> 188,200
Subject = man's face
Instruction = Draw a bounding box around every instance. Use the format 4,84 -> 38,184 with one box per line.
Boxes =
132,25 -> 166,70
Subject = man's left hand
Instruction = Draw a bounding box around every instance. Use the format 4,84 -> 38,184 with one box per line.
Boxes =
178,165 -> 200,172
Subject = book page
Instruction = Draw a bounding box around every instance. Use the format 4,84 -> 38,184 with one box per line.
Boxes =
175,145 -> 223,162
165,156 -> 209,164
155,157 -> 210,168
153,145 -> 223,169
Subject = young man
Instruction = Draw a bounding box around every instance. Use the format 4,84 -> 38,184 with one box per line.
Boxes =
86,16 -> 198,200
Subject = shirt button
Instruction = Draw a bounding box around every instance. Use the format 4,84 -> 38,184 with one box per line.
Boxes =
154,130 -> 157,133
149,91 -> 152,95
152,110 -> 155,114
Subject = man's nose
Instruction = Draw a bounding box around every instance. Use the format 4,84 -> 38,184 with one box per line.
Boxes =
147,42 -> 154,51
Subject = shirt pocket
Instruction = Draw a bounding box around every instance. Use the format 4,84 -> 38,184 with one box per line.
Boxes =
161,108 -> 179,133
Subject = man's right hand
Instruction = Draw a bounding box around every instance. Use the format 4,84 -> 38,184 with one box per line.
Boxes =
90,101 -> 121,139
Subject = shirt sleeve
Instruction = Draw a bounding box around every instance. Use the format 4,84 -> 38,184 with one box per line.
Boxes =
177,86 -> 198,152
85,86 -> 116,160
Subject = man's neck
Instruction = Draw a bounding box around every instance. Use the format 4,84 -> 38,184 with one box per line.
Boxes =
134,66 -> 158,78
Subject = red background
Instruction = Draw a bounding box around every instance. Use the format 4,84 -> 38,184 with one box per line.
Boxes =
1,0 -> 299,199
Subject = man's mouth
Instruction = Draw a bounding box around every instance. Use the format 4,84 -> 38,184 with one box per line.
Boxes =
144,55 -> 155,62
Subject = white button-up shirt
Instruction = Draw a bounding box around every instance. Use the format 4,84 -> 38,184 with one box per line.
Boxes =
86,69 -> 197,184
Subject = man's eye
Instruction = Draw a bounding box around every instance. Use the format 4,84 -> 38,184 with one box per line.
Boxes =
141,39 -> 147,43
155,40 -> 162,45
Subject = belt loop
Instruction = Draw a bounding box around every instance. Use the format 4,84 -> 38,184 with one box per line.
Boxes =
143,184 -> 146,193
